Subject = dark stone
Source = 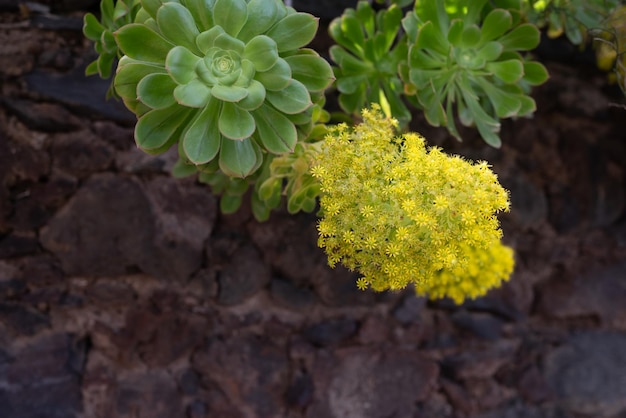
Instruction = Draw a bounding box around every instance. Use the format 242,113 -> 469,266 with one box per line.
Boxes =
92,121 -> 134,151
116,371 -> 182,418
544,331 -> 626,417
0,334 -> 84,418
138,314 -> 203,367
25,68 -> 135,125
48,130 -> 115,177
451,310 -> 504,340
0,232 -> 39,259
216,244 -> 271,305
179,369 -> 201,396
293,0 -> 358,19
518,367 -> 553,404
192,335 -> 289,418
16,254 -> 64,286
40,173 -> 156,277
0,302 -> 49,335
187,400 -> 208,418
392,293 -> 426,325
303,318 -> 358,347
286,371 -> 314,408
270,277 -> 316,311
443,339 -> 520,380
1,99 -> 81,132
307,347 -> 439,418
537,261 -> 626,326
501,173 -> 548,230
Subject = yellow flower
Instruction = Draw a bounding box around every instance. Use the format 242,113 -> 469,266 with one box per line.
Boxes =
312,105 -> 513,303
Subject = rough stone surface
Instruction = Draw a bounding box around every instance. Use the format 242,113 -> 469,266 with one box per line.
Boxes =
544,331 -> 626,417
307,347 -> 438,418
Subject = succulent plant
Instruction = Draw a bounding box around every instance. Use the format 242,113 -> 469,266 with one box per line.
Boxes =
329,1 -> 411,126
401,0 -> 549,147
112,0 -> 334,178
83,0 -> 141,96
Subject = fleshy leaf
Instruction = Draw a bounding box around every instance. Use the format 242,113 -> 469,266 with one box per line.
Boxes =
83,13 -> 105,40
486,59 -> 524,83
115,23 -> 174,64
266,12 -> 318,52
244,35 -> 278,72
135,105 -> 191,152
196,26 -> 225,54
284,54 -> 335,92
213,0 -> 248,37
115,57 -> 167,100
254,57 -> 292,91
166,46 -> 201,85
219,136 -> 260,177
252,105 -> 297,153
266,79 -> 311,114
481,9 -> 512,42
219,102 -> 255,139
184,0 -> 216,31
173,79 -> 212,108
523,61 -> 549,85
157,3 -> 201,54
238,0 -> 286,42
183,97 -> 221,164
211,85 -> 249,102
137,73 -> 177,109
236,79 -> 266,110
498,24 -> 540,51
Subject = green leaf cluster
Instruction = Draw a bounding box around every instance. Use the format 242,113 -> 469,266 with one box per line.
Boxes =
401,0 -> 549,147
83,0 -> 141,97
112,0 -> 333,179
329,1 -> 411,126
524,0 -> 620,45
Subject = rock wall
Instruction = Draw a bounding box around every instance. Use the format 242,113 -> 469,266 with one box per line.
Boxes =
1,2 -> 626,418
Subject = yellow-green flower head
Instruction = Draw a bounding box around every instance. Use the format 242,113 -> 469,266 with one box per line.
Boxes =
312,105 -> 513,302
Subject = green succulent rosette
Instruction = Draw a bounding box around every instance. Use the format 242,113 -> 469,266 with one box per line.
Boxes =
401,0 -> 549,147
329,1 -> 411,126
112,0 -> 334,178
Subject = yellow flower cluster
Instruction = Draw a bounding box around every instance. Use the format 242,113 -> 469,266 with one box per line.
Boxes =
311,106 -> 514,303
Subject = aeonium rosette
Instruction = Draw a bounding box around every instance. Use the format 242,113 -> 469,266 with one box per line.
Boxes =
113,0 -> 334,177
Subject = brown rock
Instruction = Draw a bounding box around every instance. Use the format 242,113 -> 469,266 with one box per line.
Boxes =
443,339 -> 520,380
307,347 -> 438,418
192,334 -> 289,418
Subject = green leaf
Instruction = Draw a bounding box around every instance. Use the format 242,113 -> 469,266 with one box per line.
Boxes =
476,78 -> 522,118
219,137 -> 261,177
220,194 -> 243,214
486,59 -> 524,83
266,12 -> 318,53
244,35 -> 278,72
219,102 -> 255,139
183,97 -> 221,164
285,54 -> 334,92
140,0 -> 165,20
173,79 -> 212,108
460,25 -> 481,48
341,15 -> 366,56
498,24 -> 540,51
476,41 -> 503,61
184,0 -> 216,32
416,21 -> 449,56
166,46 -> 201,84
523,61 -> 549,85
238,0 -> 286,42
83,13 -> 105,40
447,19 -> 464,46
213,0 -> 248,37
115,23 -> 174,64
213,32 -> 246,55
135,105 -> 191,152
97,53 -> 115,79
115,57 -> 167,100
85,60 -> 99,76
480,9 -> 512,42
236,79 -> 266,110
329,45 -> 372,74
196,26 -> 225,54
254,57 -> 291,91
137,73 -> 177,109
266,79 -> 311,114
157,3 -> 201,54
356,1 -> 376,37
339,84 -> 367,115
172,158 -> 198,177
252,105 -> 297,153
211,85 -> 248,102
